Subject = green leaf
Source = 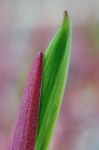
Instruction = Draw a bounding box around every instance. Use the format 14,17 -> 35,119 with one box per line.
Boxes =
35,11 -> 72,150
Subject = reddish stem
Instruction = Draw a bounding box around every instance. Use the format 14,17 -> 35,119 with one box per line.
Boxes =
10,52 -> 43,150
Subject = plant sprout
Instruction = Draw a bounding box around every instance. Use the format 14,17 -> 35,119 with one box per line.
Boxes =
9,10 -> 72,150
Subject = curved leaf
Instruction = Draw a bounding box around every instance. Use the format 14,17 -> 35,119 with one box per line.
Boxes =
36,11 -> 72,150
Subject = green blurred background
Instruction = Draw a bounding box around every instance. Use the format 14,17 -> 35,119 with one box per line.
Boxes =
0,0 -> 99,150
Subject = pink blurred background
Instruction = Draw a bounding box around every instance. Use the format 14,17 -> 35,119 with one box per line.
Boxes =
0,0 -> 99,150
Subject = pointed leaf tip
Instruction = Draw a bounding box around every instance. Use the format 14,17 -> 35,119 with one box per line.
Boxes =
64,10 -> 68,17
10,51 -> 43,150
62,10 -> 70,30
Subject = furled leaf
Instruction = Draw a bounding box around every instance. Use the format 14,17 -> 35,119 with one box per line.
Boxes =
35,11 -> 72,150
10,52 -> 43,150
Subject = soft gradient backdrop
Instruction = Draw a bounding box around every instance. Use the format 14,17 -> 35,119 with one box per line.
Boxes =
0,0 -> 99,150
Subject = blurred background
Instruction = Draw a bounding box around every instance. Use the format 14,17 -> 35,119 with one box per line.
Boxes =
0,0 -> 99,150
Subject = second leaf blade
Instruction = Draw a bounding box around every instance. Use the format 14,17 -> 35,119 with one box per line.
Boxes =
36,11 -> 72,150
